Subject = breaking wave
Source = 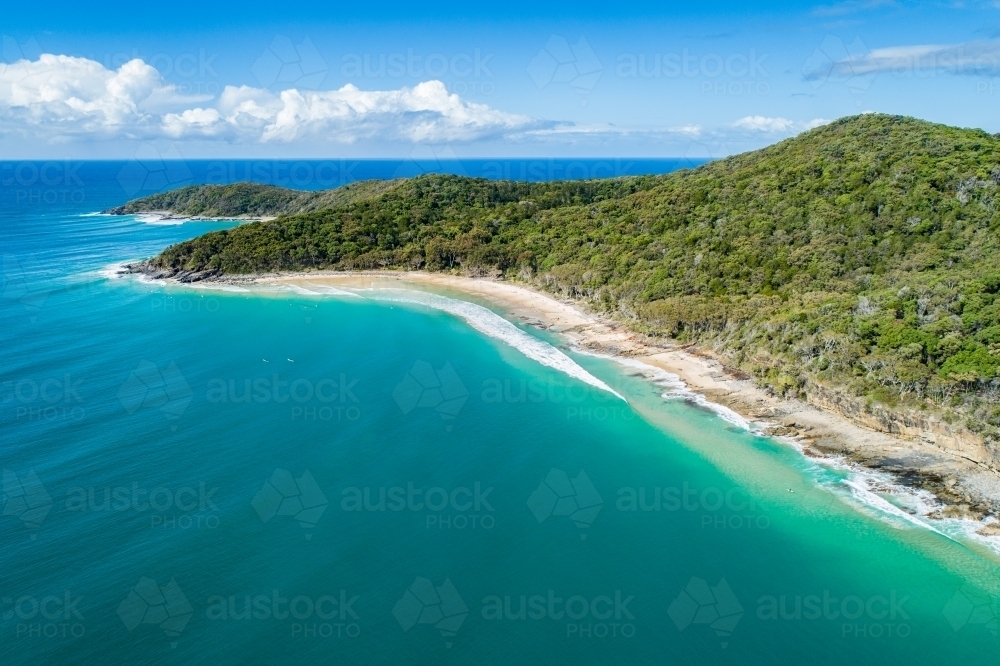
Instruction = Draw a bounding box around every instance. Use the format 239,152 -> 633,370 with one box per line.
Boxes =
367,288 -> 625,400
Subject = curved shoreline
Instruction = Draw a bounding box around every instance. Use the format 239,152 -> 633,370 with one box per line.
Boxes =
118,265 -> 1000,536
120,210 -> 276,224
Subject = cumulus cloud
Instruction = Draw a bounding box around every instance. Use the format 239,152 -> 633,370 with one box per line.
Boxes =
0,53 -> 540,144
733,116 -> 830,132
162,108 -> 223,137
0,54 -> 210,136
0,52 -> 844,155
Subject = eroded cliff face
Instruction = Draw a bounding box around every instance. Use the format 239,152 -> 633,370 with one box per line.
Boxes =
803,381 -> 1000,470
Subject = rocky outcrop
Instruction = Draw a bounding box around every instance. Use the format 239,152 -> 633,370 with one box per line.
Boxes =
803,380 -> 999,471
119,260 -> 220,283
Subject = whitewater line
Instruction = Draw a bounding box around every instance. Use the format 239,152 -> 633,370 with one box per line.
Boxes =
580,348 -> 973,545
365,288 -> 626,401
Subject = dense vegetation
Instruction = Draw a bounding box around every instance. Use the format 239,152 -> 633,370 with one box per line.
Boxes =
104,179 -> 403,217
137,114 -> 1000,440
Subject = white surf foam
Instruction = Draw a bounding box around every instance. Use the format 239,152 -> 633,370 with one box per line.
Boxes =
585,349 -> 999,550
135,213 -> 186,225
367,288 -> 625,400
286,283 -> 361,298
108,273 -> 620,397
279,284 -> 323,296
237,282 -> 362,299
803,453 -> 1000,554
96,262 -> 130,280
842,476 -> 948,535
597,354 -> 757,431
110,268 -> 1000,553
186,282 -> 250,293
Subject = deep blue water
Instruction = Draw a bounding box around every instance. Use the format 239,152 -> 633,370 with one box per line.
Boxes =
0,157 -> 703,208
2,161 -> 1000,665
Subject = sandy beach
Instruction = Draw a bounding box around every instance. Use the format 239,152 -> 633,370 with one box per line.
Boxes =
135,211 -> 276,223
168,268 -> 1000,528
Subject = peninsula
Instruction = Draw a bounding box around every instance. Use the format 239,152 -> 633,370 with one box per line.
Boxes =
112,114 -> 1000,523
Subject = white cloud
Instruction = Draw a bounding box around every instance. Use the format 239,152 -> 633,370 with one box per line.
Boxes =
257,81 -> 535,143
162,108 -> 223,137
733,116 -> 830,133
805,39 -> 1000,79
0,52 -> 845,156
734,116 -> 797,132
805,118 -> 832,129
0,54 -> 210,136
520,123 -> 703,139
0,53 -> 540,144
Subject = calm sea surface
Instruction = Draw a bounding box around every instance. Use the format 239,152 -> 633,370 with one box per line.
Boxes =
2,160 -> 999,665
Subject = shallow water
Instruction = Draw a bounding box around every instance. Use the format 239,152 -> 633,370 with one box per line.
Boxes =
2,161 -> 1000,664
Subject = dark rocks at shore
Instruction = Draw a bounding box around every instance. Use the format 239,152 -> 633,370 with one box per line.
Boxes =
118,260 -> 220,283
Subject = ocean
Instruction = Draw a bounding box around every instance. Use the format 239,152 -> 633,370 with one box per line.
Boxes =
2,159 -> 1000,665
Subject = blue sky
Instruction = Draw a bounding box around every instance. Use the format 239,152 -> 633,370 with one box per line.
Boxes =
2,0 -> 999,158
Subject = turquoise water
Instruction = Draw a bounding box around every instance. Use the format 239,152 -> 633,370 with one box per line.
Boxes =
3,162 -> 1000,664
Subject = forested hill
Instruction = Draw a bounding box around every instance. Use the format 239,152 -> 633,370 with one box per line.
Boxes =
130,114 -> 1000,439
103,179 -> 404,218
